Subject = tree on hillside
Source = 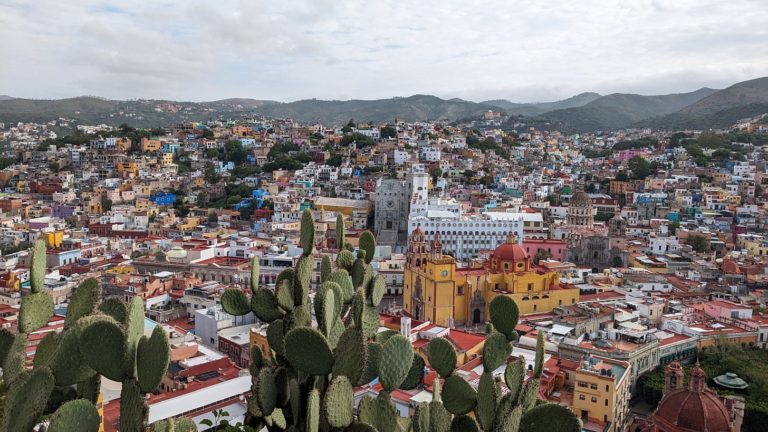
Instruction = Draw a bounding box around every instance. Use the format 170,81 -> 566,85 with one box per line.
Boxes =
686,234 -> 710,253
380,125 -> 397,139
628,156 -> 651,180
341,119 -> 355,134
430,167 -> 442,184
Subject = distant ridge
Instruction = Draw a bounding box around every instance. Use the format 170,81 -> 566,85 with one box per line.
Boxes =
537,87 -> 718,132
481,92 -> 602,116
639,77 -> 768,130
0,76 -> 766,130
0,95 -> 13,101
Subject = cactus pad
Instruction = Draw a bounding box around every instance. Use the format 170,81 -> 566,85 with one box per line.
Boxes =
371,274 -> 386,307
257,367 -> 278,416
373,329 -> 397,345
47,399 -> 101,432
324,376 -> 354,428
351,258 -> 366,288
120,378 -> 148,432
332,327 -> 366,383
336,249 -> 356,270
361,304 -> 380,339
520,379 -> 540,411
412,403 -> 430,432
276,280 -> 295,312
505,356 -> 526,403
137,325 -> 170,393
359,231 -> 376,264
50,317 -> 97,386
284,327 -> 334,376
65,278 -> 101,328
358,393 -> 399,432
328,269 -> 354,303
77,374 -> 101,403
400,352 -> 426,390
483,331 -> 512,372
294,255 -> 313,304
275,268 -> 295,290
320,255 -> 332,283
18,291 -> 54,333
428,337 -> 457,378
3,366 -> 55,432
442,375 -> 478,415
520,403 -> 581,432
534,330 -> 545,378
0,328 -> 14,366
300,209 -> 315,255
2,332 -> 28,384
99,298 -> 128,323
451,415 -> 481,432
251,288 -> 285,322
429,400 -> 452,432
221,289 -> 251,316
378,334 -> 414,391
124,296 -> 146,378
80,316 -> 127,381
488,296 -> 519,338
476,371 -> 500,431
29,238 -> 47,293
336,214 -> 345,247
250,256 -> 261,294
357,342 -> 381,386
266,319 -> 286,356
32,331 -> 59,368
306,388 -> 320,432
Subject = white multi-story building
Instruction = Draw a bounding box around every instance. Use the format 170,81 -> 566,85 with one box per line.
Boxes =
419,146 -> 441,162
406,170 -> 525,262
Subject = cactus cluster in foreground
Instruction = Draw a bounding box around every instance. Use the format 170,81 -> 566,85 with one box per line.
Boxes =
0,239 -> 172,432
220,210 -> 581,432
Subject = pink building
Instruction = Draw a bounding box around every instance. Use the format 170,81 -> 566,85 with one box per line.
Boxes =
522,239 -> 567,262
614,149 -> 647,163
703,300 -> 752,320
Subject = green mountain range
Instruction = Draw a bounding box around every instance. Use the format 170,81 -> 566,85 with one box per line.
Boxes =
1,76 -> 766,130
482,92 -> 602,116
537,88 -> 719,132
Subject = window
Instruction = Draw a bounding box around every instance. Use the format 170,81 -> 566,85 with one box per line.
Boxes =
577,381 -> 588,388
591,397 -> 597,403
527,283 -> 533,291
606,385 -> 609,392
605,399 -> 608,406
578,395 -> 585,400
590,384 -> 598,390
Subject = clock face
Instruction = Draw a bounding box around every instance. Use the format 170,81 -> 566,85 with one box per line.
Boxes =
441,270 -> 449,277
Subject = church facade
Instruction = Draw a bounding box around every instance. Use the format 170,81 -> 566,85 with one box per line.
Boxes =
555,190 -> 628,270
403,228 -> 580,328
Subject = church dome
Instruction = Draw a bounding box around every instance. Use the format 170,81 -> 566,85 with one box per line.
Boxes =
491,233 -> 529,272
654,366 -> 732,432
570,190 -> 592,208
493,242 -> 528,262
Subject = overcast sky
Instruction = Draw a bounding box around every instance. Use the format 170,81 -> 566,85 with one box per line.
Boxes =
1,0 -> 766,103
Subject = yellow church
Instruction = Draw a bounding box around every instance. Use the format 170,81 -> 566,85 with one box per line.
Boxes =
403,228 -> 580,327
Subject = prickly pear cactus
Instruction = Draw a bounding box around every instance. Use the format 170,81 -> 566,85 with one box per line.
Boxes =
216,210 -> 580,432
1,236 -> 181,432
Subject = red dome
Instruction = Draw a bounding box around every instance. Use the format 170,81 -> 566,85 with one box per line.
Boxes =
492,243 -> 528,262
654,389 -> 732,432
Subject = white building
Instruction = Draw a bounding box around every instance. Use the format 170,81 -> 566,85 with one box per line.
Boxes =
419,146 -> 441,162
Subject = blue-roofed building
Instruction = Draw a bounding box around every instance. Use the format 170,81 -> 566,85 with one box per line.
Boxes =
150,192 -> 177,206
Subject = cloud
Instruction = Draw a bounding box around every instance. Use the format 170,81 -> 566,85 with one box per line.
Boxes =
0,0 -> 766,102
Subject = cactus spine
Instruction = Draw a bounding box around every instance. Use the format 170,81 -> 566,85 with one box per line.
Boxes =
216,211 -> 580,432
